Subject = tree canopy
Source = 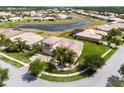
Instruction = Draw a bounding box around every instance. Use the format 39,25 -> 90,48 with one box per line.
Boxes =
28,59 -> 46,76
0,67 -> 9,87
51,47 -> 77,67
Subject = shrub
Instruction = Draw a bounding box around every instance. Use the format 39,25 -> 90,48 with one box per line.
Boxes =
28,59 -> 46,76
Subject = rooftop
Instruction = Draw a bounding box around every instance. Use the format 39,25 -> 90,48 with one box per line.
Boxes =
59,38 -> 84,57
42,36 -> 62,45
75,29 -> 103,40
0,28 -> 24,38
10,32 -> 44,46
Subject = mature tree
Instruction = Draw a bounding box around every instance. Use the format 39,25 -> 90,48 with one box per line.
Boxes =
4,38 -> 17,52
4,38 -> 29,52
14,38 -> 29,51
119,64 -> 124,80
51,47 -> 77,67
106,75 -> 122,87
0,34 -> 6,45
111,37 -> 121,46
28,59 -> 46,76
109,28 -> 122,36
83,55 -> 104,71
0,67 -> 9,87
65,49 -> 77,64
28,44 -> 43,56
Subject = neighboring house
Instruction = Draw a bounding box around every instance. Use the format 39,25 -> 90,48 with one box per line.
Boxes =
0,28 -> 24,38
96,22 -> 124,32
42,36 -> 84,57
75,29 -> 107,43
10,32 -> 44,46
96,24 -> 117,32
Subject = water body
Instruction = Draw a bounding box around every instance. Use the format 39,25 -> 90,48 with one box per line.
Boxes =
14,20 -> 91,31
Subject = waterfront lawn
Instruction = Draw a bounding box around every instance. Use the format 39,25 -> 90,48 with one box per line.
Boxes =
2,52 -> 30,63
0,55 -> 23,67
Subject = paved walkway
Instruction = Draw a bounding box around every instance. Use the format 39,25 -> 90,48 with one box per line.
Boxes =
101,48 -> 112,58
42,68 -> 88,77
0,45 -> 123,87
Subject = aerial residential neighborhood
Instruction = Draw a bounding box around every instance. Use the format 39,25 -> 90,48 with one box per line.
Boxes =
0,7 -> 124,87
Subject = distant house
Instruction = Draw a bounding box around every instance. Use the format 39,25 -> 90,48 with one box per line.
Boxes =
9,17 -> 23,22
10,32 -> 44,46
28,17 -> 43,22
57,14 -> 67,19
75,29 -> 107,43
42,36 -> 84,57
43,17 -> 55,21
96,24 -> 117,32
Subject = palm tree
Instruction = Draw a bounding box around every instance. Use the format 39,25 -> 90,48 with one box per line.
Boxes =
66,49 -> 77,65
51,47 -> 77,67
119,64 -> 124,81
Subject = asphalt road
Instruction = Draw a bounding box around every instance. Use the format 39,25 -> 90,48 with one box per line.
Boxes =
0,46 -> 124,87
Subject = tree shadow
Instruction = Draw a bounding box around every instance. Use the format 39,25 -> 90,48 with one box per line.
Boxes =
22,73 -> 37,83
106,75 -> 122,87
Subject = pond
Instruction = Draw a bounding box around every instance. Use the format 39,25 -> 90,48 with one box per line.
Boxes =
14,20 -> 91,31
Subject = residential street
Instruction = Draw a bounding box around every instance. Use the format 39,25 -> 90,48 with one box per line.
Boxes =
1,46 -> 124,87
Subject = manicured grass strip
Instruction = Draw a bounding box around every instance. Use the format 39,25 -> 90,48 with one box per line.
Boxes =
40,74 -> 84,82
40,68 -> 94,82
0,55 -> 23,67
2,52 -> 30,63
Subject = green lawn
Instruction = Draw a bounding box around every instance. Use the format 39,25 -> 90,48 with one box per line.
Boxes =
2,52 -> 30,63
0,55 -> 23,67
103,48 -> 117,61
78,41 -> 110,64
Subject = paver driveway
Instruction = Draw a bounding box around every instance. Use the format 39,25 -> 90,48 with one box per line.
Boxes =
0,46 -> 124,87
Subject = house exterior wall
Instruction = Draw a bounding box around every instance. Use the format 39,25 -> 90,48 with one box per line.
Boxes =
42,41 -> 61,55
76,35 -> 101,43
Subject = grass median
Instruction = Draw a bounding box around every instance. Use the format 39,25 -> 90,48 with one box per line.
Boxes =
0,55 -> 23,67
